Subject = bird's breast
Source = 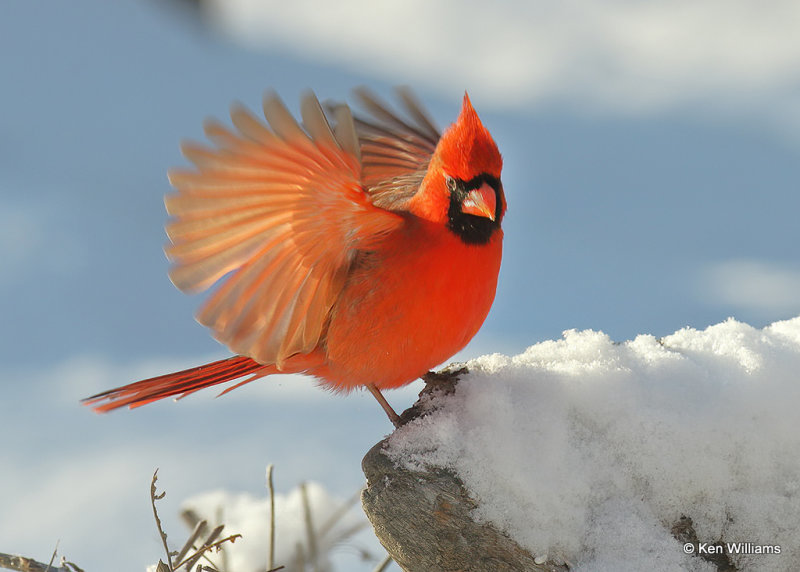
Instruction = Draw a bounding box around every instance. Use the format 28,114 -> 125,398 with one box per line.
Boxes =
318,220 -> 503,390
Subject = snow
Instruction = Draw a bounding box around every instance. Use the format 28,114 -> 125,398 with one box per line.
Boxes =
177,480 -> 367,572
386,316 -> 800,571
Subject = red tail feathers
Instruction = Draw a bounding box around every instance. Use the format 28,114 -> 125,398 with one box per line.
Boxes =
84,356 -> 271,412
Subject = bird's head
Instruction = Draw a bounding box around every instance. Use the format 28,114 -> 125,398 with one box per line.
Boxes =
412,93 -> 505,245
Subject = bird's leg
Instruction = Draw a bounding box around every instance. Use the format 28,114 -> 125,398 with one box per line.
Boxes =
366,384 -> 401,428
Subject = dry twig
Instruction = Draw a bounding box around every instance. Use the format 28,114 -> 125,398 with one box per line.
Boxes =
0,553 -> 81,572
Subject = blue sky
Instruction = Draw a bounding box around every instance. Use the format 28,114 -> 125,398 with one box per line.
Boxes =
1,0 -> 799,570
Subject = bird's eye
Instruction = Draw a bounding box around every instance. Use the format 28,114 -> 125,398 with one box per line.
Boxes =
445,175 -> 457,192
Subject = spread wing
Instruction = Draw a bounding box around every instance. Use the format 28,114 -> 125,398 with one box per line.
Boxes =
331,87 -> 441,210
165,91 -> 403,367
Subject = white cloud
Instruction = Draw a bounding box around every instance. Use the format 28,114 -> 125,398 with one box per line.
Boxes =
205,0 -> 800,122
699,259 -> 800,315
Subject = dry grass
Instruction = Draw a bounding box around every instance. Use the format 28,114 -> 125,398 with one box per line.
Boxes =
148,469 -> 258,572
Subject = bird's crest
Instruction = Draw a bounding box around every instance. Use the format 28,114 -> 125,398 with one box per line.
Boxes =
436,93 -> 502,180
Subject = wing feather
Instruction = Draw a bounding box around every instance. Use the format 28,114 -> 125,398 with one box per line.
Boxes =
395,86 -> 441,141
229,102 -> 279,145
327,88 -> 442,209
167,91 -> 403,365
331,104 -> 361,163
262,92 -> 311,146
300,92 -> 338,148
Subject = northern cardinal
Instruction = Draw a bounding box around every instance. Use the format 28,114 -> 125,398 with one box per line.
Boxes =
85,88 -> 505,426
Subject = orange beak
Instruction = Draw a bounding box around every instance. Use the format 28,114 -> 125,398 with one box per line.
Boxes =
461,182 -> 497,221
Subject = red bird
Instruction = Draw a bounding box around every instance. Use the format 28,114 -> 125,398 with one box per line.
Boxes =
85,88 -> 505,426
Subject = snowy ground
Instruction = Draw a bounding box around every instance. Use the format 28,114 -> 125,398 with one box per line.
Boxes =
386,316 -> 800,571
